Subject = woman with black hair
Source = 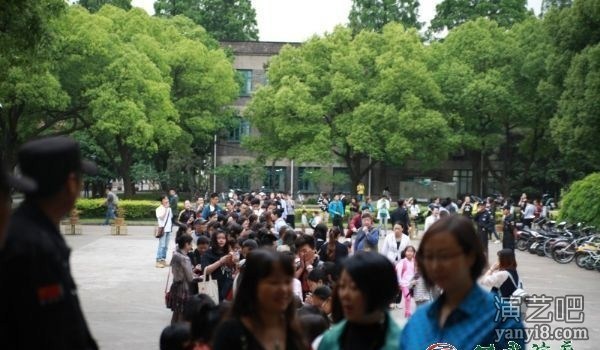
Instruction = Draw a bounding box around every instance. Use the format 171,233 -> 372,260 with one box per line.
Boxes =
212,249 -> 309,350
312,223 -> 328,251
316,252 -> 401,350
168,234 -> 197,324
400,215 -> 525,349
318,226 -> 348,265
185,294 -> 221,350
202,230 -> 235,302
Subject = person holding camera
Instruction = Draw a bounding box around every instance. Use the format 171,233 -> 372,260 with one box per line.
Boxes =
175,200 -> 195,240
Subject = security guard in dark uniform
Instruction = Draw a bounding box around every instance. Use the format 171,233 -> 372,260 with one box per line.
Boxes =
502,205 -> 517,250
474,203 -> 495,258
0,137 -> 98,349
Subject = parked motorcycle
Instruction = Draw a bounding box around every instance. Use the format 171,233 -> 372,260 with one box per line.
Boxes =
574,239 -> 600,270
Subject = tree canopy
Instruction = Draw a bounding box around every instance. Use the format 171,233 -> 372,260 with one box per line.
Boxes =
0,0 -> 68,166
348,0 -> 422,32
245,24 -> 452,189
77,0 -> 132,13
154,0 -> 259,41
547,0 -> 600,173
430,0 -> 530,33
1,5 -> 238,197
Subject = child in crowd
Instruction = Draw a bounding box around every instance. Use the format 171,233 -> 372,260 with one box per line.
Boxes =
397,245 -> 416,318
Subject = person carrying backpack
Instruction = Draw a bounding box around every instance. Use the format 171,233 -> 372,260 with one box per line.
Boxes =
480,249 -> 527,320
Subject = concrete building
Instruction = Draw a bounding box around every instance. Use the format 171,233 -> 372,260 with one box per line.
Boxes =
216,41 -> 499,200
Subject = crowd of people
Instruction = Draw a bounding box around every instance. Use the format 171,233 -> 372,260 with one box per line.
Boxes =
156,189 -> 527,350
0,135 -> 542,350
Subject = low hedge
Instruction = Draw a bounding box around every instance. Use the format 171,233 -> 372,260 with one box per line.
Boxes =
76,199 -> 184,220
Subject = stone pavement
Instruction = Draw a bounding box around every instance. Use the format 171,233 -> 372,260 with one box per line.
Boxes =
66,226 -> 600,350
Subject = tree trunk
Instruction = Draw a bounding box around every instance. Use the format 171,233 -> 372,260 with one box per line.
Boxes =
501,124 -> 512,196
116,139 -> 135,198
470,150 -> 483,196
345,153 -> 376,196
0,105 -> 22,169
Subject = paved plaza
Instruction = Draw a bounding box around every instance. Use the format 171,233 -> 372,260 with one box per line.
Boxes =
66,225 -> 600,349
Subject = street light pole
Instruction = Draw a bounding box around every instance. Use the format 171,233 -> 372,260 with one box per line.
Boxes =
213,134 -> 217,193
290,159 -> 294,196
368,156 -> 372,197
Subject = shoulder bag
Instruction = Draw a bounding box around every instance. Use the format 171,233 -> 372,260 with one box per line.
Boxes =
155,208 -> 170,238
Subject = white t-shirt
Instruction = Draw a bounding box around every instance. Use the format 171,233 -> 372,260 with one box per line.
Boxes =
480,270 -> 511,290
409,204 -> 420,218
424,215 -> 439,233
155,206 -> 173,232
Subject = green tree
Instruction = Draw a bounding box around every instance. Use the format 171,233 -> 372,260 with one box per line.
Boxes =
429,19 -> 522,195
506,18 -> 571,196
348,0 -> 422,32
78,0 -> 132,13
541,0 -> 572,14
154,0 -> 259,41
543,0 -> 600,178
430,0 -> 530,33
559,173 -> 600,228
245,24 -> 452,190
0,0 -> 70,167
550,44 -> 600,171
52,5 -> 237,196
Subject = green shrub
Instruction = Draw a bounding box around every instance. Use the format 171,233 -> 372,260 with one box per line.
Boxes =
304,198 -> 318,205
76,199 -> 184,220
128,192 -> 165,201
559,173 -> 600,228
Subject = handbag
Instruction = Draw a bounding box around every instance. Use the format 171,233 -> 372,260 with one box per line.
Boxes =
155,208 -> 170,238
198,270 -> 219,304
164,269 -> 172,309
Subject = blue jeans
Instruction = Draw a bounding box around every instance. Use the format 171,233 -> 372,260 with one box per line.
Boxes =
156,231 -> 171,261
104,205 -> 116,225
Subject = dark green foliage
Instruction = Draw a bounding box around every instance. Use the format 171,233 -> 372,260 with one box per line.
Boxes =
154,0 -> 259,41
78,0 -> 132,13
559,173 -> 600,228
348,0 -> 422,32
430,0 -> 530,33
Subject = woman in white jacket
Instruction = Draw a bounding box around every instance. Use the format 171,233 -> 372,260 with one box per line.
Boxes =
380,224 -> 411,264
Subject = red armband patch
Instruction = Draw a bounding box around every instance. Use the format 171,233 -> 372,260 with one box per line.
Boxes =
37,284 -> 64,304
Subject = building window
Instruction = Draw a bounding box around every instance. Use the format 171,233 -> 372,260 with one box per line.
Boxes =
332,168 -> 351,194
264,166 -> 286,192
228,118 -> 250,143
486,171 -> 502,195
298,167 -> 319,193
453,169 -> 472,197
227,167 -> 250,191
238,69 -> 252,96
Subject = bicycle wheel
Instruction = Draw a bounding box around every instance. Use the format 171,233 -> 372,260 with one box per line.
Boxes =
575,252 -> 590,268
516,239 -> 529,251
553,243 -> 575,264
